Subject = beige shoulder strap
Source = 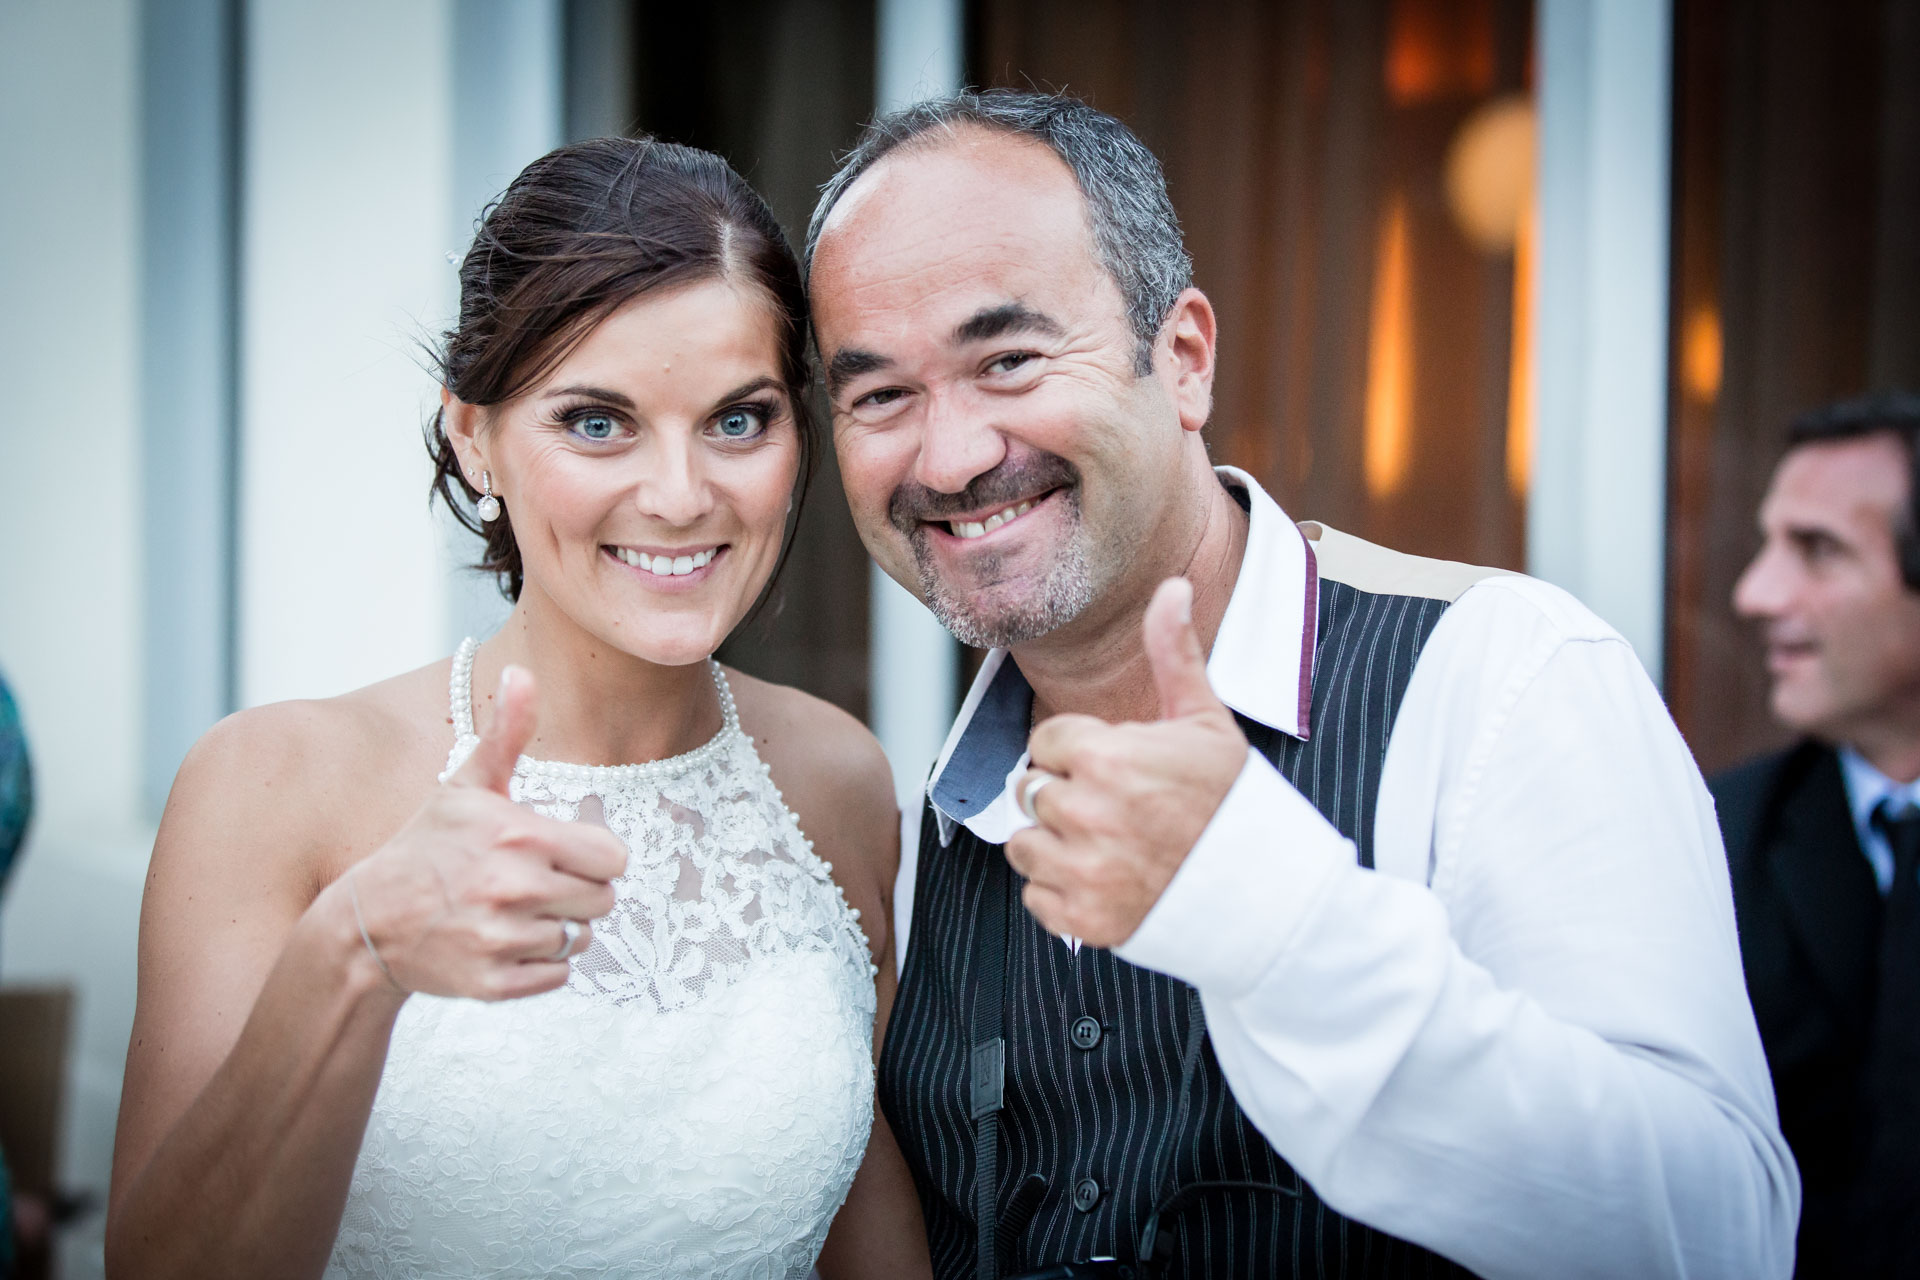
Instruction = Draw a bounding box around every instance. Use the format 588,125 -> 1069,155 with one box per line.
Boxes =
1298,521 -> 1514,604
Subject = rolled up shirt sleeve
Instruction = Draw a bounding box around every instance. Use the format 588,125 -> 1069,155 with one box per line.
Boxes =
1115,580 -> 1799,1280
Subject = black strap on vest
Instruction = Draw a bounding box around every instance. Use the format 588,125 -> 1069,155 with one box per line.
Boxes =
971,841 -> 1012,1280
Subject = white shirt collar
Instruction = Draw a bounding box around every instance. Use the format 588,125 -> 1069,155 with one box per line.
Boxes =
924,466 -> 1317,846
1837,745 -> 1920,831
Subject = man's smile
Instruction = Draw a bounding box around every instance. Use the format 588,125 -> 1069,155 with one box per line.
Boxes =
925,487 -> 1068,543
917,487 -> 1072,557
947,498 -> 1036,540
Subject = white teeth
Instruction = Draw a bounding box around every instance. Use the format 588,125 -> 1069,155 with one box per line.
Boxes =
612,547 -> 717,576
950,499 -> 1035,540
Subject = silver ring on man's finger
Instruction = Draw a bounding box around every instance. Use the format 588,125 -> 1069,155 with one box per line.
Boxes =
549,918 -> 582,962
1017,770 -> 1057,824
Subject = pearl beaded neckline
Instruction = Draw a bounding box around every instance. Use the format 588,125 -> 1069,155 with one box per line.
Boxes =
445,637 -> 741,784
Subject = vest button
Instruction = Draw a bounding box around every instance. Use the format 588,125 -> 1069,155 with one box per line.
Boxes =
1070,1016 -> 1103,1050
1072,1177 -> 1102,1212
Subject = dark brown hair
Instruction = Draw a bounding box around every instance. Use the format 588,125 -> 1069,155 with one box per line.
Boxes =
1786,389 -> 1920,590
429,136 -> 817,600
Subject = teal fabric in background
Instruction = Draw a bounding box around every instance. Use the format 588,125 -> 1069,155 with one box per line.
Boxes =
0,669 -> 29,1276
0,670 -> 29,894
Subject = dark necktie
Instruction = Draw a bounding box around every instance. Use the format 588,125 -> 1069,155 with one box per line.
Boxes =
1856,804 -> 1920,1272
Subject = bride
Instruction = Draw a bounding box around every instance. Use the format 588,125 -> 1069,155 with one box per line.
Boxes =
105,137 -> 930,1278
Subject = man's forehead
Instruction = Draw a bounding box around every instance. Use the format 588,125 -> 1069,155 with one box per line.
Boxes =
824,125 -> 1083,239
1768,436 -> 1910,525
815,132 -> 1096,289
1779,435 -> 1908,492
811,131 -> 1122,360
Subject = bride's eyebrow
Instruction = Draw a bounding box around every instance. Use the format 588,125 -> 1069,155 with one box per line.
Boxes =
709,376 -> 783,407
544,383 -> 635,408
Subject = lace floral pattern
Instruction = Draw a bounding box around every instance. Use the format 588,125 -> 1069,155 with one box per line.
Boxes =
326,641 -> 877,1278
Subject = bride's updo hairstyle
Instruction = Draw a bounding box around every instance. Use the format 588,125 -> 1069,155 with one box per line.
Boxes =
428,136 -> 816,601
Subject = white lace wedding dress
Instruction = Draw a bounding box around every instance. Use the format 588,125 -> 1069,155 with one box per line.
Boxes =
325,641 -> 879,1278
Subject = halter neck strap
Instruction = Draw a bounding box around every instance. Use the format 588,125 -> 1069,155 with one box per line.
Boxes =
447,637 -> 740,777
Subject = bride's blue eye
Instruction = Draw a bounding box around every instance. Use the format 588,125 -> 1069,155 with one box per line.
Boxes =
571,413 -> 618,441
714,405 -> 769,440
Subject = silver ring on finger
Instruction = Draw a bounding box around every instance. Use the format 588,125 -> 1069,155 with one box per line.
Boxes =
549,918 -> 582,962
1017,770 -> 1057,824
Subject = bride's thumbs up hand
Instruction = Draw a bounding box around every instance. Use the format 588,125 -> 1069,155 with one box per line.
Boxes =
1004,578 -> 1248,949
340,664 -> 627,1001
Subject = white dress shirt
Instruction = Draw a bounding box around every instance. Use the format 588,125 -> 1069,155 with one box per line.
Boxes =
1837,745 -> 1920,893
896,467 -> 1798,1280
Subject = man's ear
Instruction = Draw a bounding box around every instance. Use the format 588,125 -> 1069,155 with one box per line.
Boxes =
1159,288 -> 1217,434
443,388 -> 488,486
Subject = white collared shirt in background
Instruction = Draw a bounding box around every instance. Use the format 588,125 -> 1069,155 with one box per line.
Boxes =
1838,745 -> 1920,892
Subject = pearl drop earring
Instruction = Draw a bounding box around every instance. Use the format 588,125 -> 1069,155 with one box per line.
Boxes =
476,470 -> 502,523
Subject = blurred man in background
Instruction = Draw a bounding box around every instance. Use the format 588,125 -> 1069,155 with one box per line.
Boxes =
1716,390 -> 1920,1278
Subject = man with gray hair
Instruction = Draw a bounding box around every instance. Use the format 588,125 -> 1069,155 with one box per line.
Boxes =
807,89 -> 1796,1280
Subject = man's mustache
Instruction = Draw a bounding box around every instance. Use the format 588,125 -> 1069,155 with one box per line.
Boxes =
888,454 -> 1080,533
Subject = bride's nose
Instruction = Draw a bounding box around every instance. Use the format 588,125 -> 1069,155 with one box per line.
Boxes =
631,435 -> 716,527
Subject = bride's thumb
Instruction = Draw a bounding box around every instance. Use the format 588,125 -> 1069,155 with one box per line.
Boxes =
452,665 -> 537,797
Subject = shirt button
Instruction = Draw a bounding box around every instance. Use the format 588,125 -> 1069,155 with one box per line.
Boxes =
1072,1177 -> 1101,1212
1070,1016 -> 1103,1050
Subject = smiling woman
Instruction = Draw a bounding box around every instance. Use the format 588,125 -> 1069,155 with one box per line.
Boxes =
104,136 -> 930,1280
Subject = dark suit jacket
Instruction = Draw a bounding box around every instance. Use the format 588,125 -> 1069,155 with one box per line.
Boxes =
1712,741 -> 1884,1277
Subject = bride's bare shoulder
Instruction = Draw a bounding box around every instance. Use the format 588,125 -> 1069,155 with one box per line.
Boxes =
158,658 -> 456,873
722,669 -> 898,930
724,672 -> 892,814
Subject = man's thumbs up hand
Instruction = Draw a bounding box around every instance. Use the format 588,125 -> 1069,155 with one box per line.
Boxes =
1145,577 -> 1228,722
1008,577 -> 1249,948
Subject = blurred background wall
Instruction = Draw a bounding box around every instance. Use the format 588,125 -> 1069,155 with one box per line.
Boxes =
0,0 -> 1914,1274
1,9 -> 146,1271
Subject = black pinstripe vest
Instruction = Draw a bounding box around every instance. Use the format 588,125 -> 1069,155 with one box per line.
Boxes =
879,577 -> 1480,1279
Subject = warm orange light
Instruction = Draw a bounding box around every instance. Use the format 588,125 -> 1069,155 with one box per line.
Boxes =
1386,0 -> 1496,105
1446,95 -> 1535,254
1365,195 -> 1415,501
1507,197 -> 1536,498
1682,304 -> 1723,404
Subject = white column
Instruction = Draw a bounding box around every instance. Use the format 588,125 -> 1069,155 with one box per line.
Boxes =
1531,0 -> 1674,676
870,0 -> 965,806
141,0 -> 239,817
238,0 -> 459,706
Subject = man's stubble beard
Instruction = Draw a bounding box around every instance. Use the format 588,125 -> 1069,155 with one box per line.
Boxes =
909,487 -> 1101,649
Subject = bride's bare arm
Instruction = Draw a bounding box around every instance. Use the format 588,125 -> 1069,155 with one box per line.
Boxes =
108,706 -> 408,1278
739,677 -> 932,1280
818,943 -> 934,1280
106,668 -> 625,1279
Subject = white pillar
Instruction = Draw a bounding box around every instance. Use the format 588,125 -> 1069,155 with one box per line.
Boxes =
238,0 -> 458,706
870,0 -> 965,806
140,0 -> 240,817
1531,0 -> 1674,676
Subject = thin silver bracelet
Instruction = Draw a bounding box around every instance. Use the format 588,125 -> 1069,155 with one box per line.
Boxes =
347,864 -> 406,993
